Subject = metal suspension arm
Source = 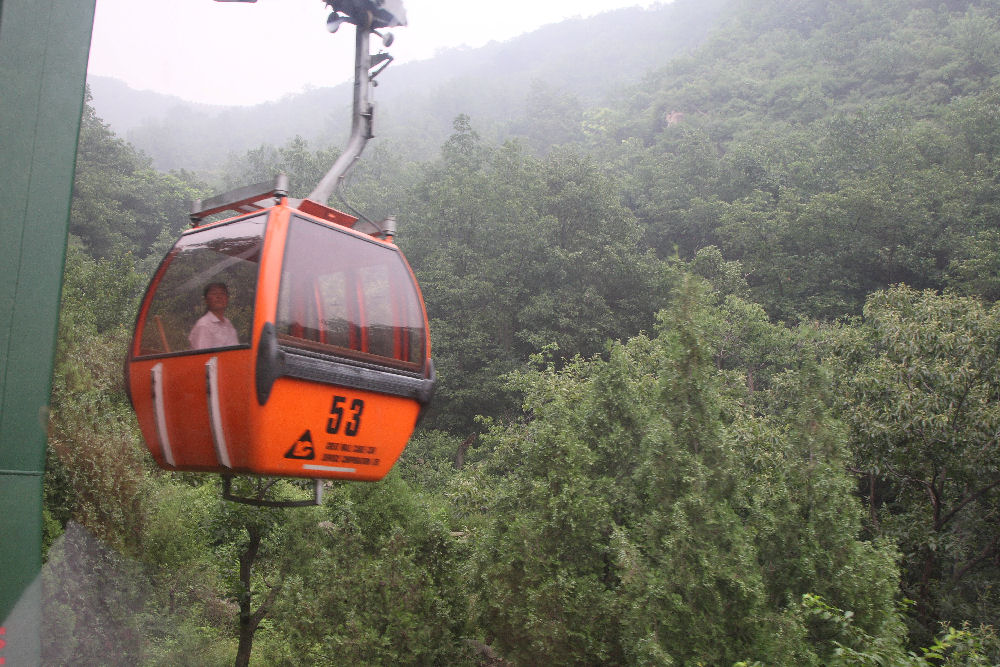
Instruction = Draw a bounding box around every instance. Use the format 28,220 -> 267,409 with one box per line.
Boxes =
307,21 -> 377,205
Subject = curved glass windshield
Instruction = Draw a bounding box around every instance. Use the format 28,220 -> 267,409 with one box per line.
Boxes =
135,215 -> 265,357
276,216 -> 426,371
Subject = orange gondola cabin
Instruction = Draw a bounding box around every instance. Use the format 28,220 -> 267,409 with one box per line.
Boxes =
126,177 -> 434,482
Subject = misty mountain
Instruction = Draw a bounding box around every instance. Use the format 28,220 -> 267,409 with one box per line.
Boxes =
87,0 -> 730,172
84,78 -> 223,135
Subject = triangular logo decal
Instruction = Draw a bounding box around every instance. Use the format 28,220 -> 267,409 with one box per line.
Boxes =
284,430 -> 316,460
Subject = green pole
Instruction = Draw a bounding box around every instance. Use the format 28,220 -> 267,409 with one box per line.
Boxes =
0,0 -> 96,663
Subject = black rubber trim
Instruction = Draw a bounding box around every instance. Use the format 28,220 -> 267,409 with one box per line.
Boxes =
256,322 -> 284,405
256,322 -> 435,406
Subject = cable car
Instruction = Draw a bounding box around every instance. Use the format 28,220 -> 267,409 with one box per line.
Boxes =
126,0 -> 432,495
127,176 -> 433,483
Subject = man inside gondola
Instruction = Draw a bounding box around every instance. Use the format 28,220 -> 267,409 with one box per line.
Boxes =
189,282 -> 239,349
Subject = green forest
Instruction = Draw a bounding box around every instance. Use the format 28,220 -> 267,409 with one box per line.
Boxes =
45,0 -> 1000,663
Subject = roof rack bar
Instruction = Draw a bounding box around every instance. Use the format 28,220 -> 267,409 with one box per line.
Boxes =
190,173 -> 289,224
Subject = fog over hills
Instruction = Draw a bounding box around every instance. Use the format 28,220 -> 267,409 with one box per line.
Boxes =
88,0 -> 730,172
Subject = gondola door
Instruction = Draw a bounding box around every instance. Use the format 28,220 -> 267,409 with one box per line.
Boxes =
128,213 -> 267,474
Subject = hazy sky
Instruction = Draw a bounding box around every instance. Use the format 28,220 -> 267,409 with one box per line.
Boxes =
88,0 -> 662,106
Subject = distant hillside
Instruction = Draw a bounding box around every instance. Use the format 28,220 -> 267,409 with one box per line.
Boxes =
85,78 -> 225,135
87,77 -> 355,174
618,0 -> 1000,142
87,0 -> 730,172
601,0 -> 1000,319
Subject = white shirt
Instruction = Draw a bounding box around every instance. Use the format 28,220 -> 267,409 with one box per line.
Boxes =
189,311 -> 239,350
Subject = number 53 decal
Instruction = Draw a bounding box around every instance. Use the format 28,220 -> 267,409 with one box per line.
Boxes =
326,396 -> 364,436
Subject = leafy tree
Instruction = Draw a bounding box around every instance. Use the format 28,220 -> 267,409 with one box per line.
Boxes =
47,247 -> 148,549
516,79 -> 585,153
836,286 -> 1000,642
222,136 -> 340,201
72,91 -> 207,261
271,475 -> 473,665
405,117 -> 677,432
466,276 -> 899,664
798,594 -> 999,666
207,480 -> 324,667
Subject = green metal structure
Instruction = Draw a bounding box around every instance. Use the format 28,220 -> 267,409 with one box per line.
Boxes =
0,0 -> 96,662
